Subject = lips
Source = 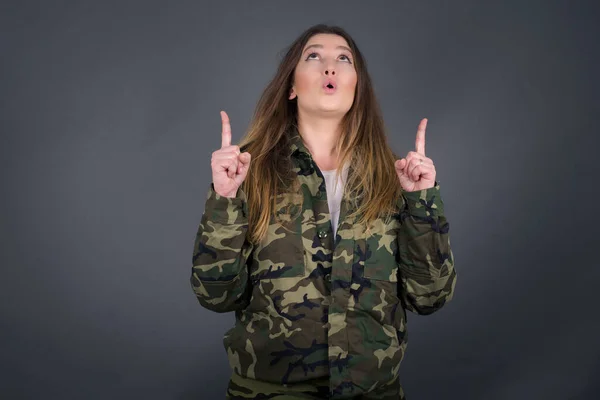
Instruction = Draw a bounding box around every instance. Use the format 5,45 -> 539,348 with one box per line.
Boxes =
322,79 -> 337,90
322,79 -> 337,94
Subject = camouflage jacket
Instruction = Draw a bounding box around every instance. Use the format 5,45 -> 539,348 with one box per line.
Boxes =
191,131 -> 457,399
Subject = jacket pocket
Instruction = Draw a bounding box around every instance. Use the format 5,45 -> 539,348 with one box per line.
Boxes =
251,193 -> 306,280
363,233 -> 398,282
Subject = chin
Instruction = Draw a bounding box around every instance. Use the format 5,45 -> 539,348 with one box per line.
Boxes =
298,99 -> 353,117
317,102 -> 352,115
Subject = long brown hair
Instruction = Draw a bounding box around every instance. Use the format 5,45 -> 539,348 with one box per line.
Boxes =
239,24 -> 402,244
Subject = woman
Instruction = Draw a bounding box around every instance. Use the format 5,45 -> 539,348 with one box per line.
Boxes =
191,24 -> 457,399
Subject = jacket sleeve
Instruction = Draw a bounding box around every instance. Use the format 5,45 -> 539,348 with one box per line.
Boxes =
396,182 -> 457,315
190,184 -> 254,313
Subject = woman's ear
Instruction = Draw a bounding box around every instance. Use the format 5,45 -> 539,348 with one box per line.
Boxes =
289,86 -> 297,100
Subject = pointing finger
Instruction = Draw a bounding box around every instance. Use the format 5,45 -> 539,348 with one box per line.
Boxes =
415,118 -> 427,155
221,110 -> 232,148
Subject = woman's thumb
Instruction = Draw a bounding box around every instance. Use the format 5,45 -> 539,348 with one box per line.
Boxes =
235,153 -> 251,182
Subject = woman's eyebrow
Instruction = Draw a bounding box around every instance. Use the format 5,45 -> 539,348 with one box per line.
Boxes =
303,44 -> 353,54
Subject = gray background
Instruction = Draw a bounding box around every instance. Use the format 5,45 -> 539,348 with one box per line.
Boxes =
2,0 -> 599,399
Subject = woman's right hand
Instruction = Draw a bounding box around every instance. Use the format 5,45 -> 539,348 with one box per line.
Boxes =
211,111 -> 252,198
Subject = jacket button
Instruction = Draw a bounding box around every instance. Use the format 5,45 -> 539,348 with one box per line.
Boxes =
324,273 -> 331,281
318,230 -> 328,239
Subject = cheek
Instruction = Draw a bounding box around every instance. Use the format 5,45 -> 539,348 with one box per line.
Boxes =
342,76 -> 357,95
294,67 -> 319,93
339,67 -> 357,92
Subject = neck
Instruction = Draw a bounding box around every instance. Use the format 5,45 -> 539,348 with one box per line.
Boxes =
296,113 -> 343,166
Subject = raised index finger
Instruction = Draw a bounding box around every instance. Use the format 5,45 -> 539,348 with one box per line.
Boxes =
220,110 -> 231,148
415,118 -> 427,155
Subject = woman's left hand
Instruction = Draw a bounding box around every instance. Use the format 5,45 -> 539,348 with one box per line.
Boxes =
395,118 -> 437,192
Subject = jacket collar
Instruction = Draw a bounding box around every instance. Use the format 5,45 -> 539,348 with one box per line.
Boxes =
287,125 -> 311,158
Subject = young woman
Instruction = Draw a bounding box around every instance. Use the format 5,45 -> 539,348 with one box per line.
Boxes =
191,24 -> 457,400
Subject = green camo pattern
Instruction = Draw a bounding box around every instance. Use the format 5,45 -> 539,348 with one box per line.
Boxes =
225,371 -> 404,399
191,128 -> 457,399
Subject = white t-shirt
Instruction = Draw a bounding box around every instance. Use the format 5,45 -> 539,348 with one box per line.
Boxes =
320,164 -> 349,237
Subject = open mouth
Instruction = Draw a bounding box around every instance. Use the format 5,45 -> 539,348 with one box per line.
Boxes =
323,80 -> 336,91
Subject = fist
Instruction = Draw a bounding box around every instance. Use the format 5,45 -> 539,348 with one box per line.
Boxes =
395,118 -> 436,192
211,111 -> 251,198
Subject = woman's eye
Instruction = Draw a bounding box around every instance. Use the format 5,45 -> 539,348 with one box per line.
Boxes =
305,52 -> 352,63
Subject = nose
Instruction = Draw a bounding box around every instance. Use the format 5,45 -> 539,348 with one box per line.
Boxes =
324,69 -> 336,76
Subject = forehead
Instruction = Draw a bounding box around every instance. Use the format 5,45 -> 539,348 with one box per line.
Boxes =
303,33 -> 350,50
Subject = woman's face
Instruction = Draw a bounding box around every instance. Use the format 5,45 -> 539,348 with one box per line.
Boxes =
290,34 -> 358,117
